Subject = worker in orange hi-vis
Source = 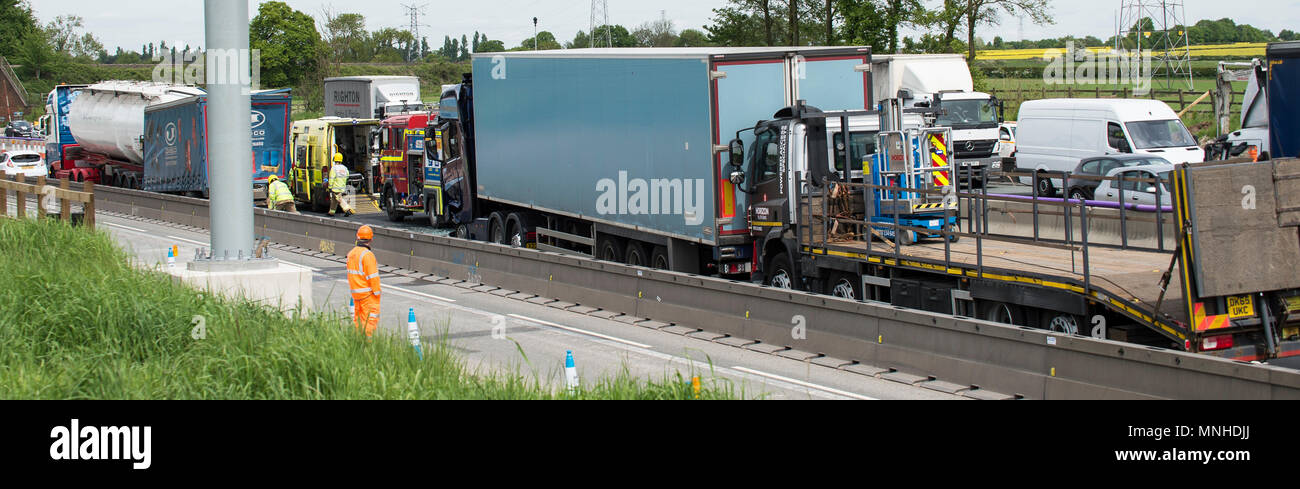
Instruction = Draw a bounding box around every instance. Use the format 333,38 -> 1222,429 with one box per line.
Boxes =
347,225 -> 381,337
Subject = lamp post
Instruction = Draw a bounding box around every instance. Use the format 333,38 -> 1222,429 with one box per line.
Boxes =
533,17 -> 538,50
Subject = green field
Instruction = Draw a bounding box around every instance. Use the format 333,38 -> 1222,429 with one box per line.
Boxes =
0,217 -> 734,400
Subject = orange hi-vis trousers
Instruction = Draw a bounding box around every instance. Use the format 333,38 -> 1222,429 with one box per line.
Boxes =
353,295 -> 380,337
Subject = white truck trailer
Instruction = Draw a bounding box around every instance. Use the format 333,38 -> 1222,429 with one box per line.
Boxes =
870,54 -> 1003,179
324,76 -> 424,120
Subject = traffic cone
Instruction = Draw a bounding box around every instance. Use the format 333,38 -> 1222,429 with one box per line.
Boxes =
407,308 -> 423,361
692,376 -> 701,399
564,350 -> 579,392
167,246 -> 176,270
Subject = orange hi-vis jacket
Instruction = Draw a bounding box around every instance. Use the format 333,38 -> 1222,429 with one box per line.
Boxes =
347,246 -> 381,301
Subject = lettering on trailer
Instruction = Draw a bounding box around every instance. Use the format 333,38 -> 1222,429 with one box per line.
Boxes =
596,171 -> 706,226
49,419 -> 152,470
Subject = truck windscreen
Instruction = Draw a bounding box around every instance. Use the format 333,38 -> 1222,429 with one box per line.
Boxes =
1126,120 -> 1197,149
936,99 -> 998,127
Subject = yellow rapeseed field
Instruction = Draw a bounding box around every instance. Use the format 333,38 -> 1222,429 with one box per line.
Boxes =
977,42 -> 1266,60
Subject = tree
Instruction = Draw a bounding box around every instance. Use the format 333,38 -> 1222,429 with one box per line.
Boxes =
0,0 -> 37,58
321,10 -> 371,62
13,32 -> 57,79
249,1 -> 323,88
477,39 -> 506,53
706,3 -> 769,46
1281,30 -> 1298,42
515,31 -> 560,51
676,29 -> 713,47
633,17 -> 678,47
952,0 -> 1052,61
461,35 -> 470,60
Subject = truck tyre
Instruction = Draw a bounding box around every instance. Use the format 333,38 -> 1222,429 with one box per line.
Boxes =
946,223 -> 960,243
384,189 -> 407,222
488,212 -> 507,244
825,271 -> 861,301
506,213 -> 535,248
596,234 -> 624,263
1042,311 -> 1083,336
624,241 -> 649,267
427,197 -> 449,228
981,301 -> 1025,326
765,252 -> 797,290
649,245 -> 670,270
454,223 -> 469,240
899,229 -> 914,246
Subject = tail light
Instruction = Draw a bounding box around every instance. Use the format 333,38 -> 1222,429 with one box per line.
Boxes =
1201,334 -> 1234,351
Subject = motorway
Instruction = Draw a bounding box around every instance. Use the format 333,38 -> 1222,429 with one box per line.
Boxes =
93,205 -> 969,400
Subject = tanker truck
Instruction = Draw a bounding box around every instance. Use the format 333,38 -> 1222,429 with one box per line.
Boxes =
57,81 -> 204,187
53,81 -> 292,199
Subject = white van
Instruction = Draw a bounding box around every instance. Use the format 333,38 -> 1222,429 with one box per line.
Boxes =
1012,98 -> 1204,196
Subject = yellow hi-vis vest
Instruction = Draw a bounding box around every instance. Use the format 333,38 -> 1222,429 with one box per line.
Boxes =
329,164 -> 350,193
268,180 -> 293,206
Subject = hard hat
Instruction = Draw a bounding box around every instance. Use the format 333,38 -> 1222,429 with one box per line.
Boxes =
357,225 -> 373,240
333,153 -> 344,163
268,174 -> 279,183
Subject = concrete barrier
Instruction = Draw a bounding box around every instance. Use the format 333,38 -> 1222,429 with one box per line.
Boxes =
88,184 -> 1300,399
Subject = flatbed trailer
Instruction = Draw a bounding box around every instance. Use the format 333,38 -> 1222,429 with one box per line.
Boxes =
793,159 -> 1300,361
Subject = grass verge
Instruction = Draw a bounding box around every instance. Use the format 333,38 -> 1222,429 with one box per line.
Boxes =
0,218 -> 736,400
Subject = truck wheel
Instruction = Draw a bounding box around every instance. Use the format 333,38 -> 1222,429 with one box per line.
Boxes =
1042,311 -> 1082,336
649,246 -> 670,270
982,301 -> 1025,326
596,235 -> 624,263
454,224 -> 469,240
946,223 -> 960,243
385,190 -> 406,222
825,272 -> 861,301
427,197 -> 447,228
765,252 -> 796,290
487,212 -> 505,244
624,241 -> 649,267
506,213 -> 534,248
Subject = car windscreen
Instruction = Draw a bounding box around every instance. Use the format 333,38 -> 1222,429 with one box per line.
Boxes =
1125,120 -> 1197,149
11,154 -> 41,163
936,99 -> 999,127
13,121 -> 31,128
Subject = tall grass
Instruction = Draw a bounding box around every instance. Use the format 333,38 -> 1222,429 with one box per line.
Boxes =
0,218 -> 736,400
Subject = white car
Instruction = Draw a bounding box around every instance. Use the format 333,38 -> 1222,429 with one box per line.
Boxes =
1093,163 -> 1175,207
1,150 -> 47,178
998,122 -> 1017,160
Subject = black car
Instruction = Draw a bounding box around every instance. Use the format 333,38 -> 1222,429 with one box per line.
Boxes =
1064,154 -> 1171,200
4,120 -> 37,138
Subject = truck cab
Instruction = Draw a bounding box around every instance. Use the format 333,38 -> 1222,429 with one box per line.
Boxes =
375,113 -> 430,222
289,117 -> 378,211
931,90 -> 1003,173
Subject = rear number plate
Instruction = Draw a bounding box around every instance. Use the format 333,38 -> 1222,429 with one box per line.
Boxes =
1227,295 -> 1255,319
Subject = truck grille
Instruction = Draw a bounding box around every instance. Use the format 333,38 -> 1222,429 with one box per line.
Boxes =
954,140 -> 997,159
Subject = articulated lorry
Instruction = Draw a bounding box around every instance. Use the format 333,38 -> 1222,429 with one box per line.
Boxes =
324,76 -> 425,120
1267,41 -> 1300,159
141,89 -> 292,197
870,54 -> 1003,180
48,82 -> 292,198
427,47 -> 881,275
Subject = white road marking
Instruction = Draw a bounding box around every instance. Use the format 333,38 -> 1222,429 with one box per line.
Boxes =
731,366 -> 877,401
166,235 -> 209,247
508,313 -> 653,349
105,222 -> 147,233
387,284 -> 457,303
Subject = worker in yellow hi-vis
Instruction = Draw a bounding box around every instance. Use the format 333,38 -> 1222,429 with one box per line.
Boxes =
266,175 -> 299,214
328,153 -> 355,217
347,225 -> 381,337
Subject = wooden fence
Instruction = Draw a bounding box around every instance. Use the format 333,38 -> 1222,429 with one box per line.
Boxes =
987,86 -> 1245,122
0,174 -> 95,229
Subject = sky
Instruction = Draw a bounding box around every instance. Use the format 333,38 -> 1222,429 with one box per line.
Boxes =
28,0 -> 1300,54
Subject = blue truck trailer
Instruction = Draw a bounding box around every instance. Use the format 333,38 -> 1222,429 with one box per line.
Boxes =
427,47 -> 875,276
142,89 -> 292,197
1268,41 -> 1300,159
